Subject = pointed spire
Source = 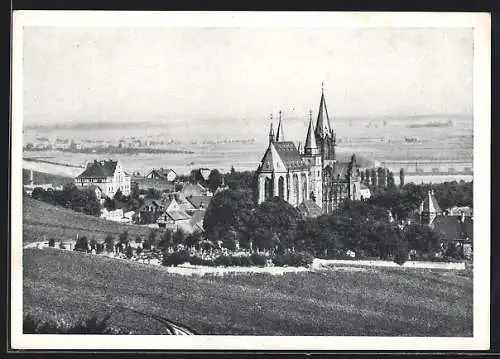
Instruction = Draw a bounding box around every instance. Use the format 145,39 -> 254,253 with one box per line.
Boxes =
304,110 -> 318,156
268,122 -> 275,144
316,82 -> 333,138
276,110 -> 285,142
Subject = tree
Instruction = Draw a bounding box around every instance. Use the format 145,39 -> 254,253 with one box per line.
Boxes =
130,182 -> 140,199
89,238 -> 98,251
48,238 -> 55,247
207,169 -> 223,193
185,231 -> 202,248
203,188 -> 255,242
404,224 -> 442,257
148,230 -> 158,248
247,197 -> 303,252
135,235 -> 142,244
119,231 -> 129,246
399,168 -> 405,188
31,187 -> 47,201
125,245 -> 134,259
173,228 -> 185,246
370,168 -> 377,189
104,234 -> 114,252
221,229 -> 238,251
159,229 -> 173,250
104,197 -> 116,211
377,167 -> 387,188
74,236 -> 89,252
146,188 -> 160,199
387,171 -> 396,189
364,169 -> 371,186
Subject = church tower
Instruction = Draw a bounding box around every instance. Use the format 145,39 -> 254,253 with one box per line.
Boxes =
315,83 -> 337,164
303,110 -> 322,206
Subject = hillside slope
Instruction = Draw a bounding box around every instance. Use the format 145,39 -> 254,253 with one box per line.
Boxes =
23,248 -> 473,336
23,197 -> 153,243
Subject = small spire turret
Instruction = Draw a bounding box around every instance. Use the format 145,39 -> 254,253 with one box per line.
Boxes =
276,110 -> 284,142
304,110 -> 318,156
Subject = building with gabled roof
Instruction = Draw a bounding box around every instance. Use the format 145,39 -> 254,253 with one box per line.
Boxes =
298,200 -> 323,218
419,190 -> 443,225
256,84 -> 361,213
75,160 -> 131,199
144,168 -> 177,182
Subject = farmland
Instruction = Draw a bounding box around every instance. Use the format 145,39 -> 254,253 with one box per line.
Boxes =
22,168 -> 73,186
23,197 -> 153,243
23,248 -> 473,336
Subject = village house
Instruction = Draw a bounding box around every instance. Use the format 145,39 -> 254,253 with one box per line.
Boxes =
178,182 -> 211,199
198,168 -> 212,182
155,197 -> 193,232
144,168 -> 177,182
82,185 -> 106,205
100,208 -> 124,222
74,160 -> 131,199
419,190 -> 473,258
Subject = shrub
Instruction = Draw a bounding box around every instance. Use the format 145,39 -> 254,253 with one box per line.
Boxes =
104,234 -> 114,252
74,236 -> 89,252
96,242 -> 105,254
162,250 -> 190,267
215,255 -> 233,267
142,240 -> 151,250
48,238 -> 55,247
272,251 -> 314,267
393,250 -> 408,266
250,252 -> 268,267
125,246 -> 134,259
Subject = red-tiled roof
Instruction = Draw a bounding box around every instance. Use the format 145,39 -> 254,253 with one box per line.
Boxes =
76,160 -> 117,179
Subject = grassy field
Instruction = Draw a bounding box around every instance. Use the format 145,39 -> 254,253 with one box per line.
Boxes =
23,197 -> 154,243
22,169 -> 73,186
23,248 -> 473,336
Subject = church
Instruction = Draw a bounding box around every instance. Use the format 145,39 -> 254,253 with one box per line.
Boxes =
256,85 -> 362,214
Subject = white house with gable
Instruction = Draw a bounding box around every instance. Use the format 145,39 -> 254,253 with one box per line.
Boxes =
75,160 -> 131,199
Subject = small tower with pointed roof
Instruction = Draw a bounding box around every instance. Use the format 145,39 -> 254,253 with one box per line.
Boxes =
276,110 -> 285,142
268,122 -> 275,144
420,189 -> 442,226
303,110 -> 322,204
315,82 -> 337,162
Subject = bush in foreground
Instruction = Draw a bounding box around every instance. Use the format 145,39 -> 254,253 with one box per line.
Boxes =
271,251 -> 314,267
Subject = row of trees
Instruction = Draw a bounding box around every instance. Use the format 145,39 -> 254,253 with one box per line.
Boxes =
31,184 -> 101,216
360,167 -> 398,193
368,180 -> 473,221
202,182 -> 470,261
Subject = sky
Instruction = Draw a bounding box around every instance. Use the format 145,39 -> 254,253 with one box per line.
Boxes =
22,26 -> 473,126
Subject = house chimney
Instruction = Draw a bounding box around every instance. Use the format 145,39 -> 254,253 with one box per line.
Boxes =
461,212 -> 465,223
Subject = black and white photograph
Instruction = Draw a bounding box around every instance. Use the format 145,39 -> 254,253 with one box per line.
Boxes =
10,11 -> 490,350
